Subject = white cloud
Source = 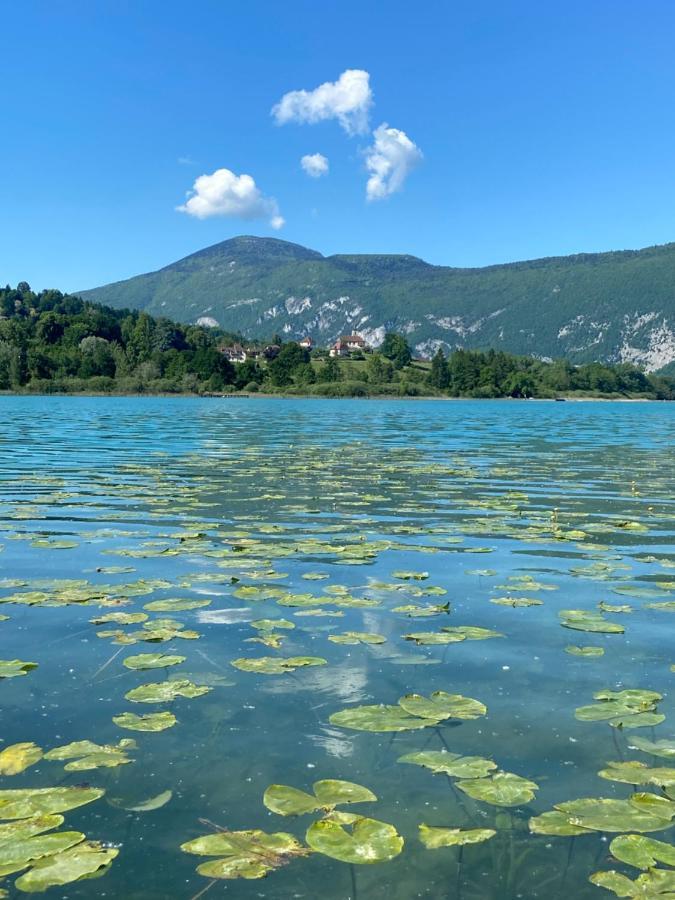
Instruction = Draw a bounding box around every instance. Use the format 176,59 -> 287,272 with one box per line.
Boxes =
177,167 -> 283,227
301,153 -> 329,178
365,123 -> 422,201
272,69 -> 372,135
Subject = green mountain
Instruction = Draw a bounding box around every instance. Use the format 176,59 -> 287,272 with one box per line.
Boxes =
79,235 -> 675,371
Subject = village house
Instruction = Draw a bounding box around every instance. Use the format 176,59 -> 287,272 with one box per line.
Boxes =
329,334 -> 369,357
298,336 -> 313,350
219,343 -> 247,363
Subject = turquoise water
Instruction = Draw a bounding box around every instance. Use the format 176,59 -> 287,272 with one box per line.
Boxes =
1,396 -> 675,899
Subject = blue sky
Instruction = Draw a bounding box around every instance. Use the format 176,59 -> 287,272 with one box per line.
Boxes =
3,0 -> 675,292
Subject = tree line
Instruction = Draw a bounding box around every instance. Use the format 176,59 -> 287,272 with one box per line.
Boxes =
0,283 -> 672,398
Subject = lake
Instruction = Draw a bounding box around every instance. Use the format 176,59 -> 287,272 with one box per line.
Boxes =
1,396 -> 675,899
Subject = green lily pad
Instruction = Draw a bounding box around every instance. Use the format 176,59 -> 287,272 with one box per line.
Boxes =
143,598 -> 211,612
418,824 -> 496,848
559,609 -> 624,633
107,790 -> 173,812
230,656 -> 327,675
609,833 -> 675,869
305,815 -> 403,864
456,772 -> 538,807
403,632 -> 465,645
628,737 -> 675,760
554,797 -> 675,833
490,597 -> 543,607
398,751 -> 496,779
398,692 -> 487,721
599,761 -> 675,787
0,787 -> 104,820
181,828 -> 309,880
328,632 -> 386,645
0,743 -> 43,776
122,653 -> 186,670
263,780 -> 376,816
112,711 -> 177,732
14,841 -> 118,892
124,679 -> 211,703
575,689 -> 663,728
392,571 -> 429,581
565,645 -> 605,657
0,660 -> 37,679
528,810 -> 592,836
329,705 -> 435,733
441,626 -> 504,640
44,739 -> 135,771
0,830 -> 85,874
251,619 -> 295,631
90,612 -> 148,625
590,868 -> 675,898
392,603 -> 450,617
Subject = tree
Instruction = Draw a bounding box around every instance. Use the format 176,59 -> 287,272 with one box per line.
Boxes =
367,353 -> 394,383
427,348 -> 449,389
381,333 -> 412,369
267,342 -> 309,387
317,356 -> 342,382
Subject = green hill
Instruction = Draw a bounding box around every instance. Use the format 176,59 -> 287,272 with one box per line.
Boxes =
79,235 -> 675,371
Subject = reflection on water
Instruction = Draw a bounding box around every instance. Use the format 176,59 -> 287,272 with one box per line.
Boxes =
0,396 -> 674,899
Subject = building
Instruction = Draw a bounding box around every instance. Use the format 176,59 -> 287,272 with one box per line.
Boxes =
298,336 -> 313,350
219,344 -> 247,363
329,334 -> 368,357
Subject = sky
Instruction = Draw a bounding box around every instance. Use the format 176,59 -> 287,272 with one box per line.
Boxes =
3,0 -> 675,292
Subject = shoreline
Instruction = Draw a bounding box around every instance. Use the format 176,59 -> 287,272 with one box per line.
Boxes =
0,390 -> 666,402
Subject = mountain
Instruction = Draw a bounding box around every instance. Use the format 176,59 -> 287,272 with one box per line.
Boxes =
79,235 -> 675,371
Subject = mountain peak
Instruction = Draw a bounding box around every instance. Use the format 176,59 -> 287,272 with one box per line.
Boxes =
166,235 -> 324,271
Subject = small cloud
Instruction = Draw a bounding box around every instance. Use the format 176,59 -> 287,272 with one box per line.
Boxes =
177,156 -> 196,166
301,153 -> 329,178
365,123 -> 422,201
177,167 -> 283,228
272,69 -> 372,135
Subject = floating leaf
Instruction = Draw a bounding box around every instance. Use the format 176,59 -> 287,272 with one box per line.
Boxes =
263,780 -> 376,816
107,790 -> 172,812
528,810 -> 592,836
306,815 -> 403,864
628,737 -> 675,760
392,571 -> 429,581
181,828 -> 309,880
554,797 -> 675,833
90,611 -> 147,625
565,645 -> 604,657
403,632 -> 465,645
0,830 -> 85,874
609,833 -> 675,869
329,705 -> 434,733
122,653 -> 186,670
590,868 -> 675,898
398,692 -> 487,722
0,787 -> 104,820
0,660 -> 37,679
599,761 -> 675,787
251,619 -> 295,631
559,609 -> 624,633
392,603 -> 450,617
398,751 -> 496,779
418,824 -> 496,848
112,711 -> 177,732
441,626 -> 504,640
44,739 -> 135,771
125,679 -> 211,703
328,632 -> 386,645
0,743 -> 43,776
231,656 -> 327,675
143,598 -> 211,612
490,597 -> 543,607
14,841 -> 118,892
456,772 -> 538,807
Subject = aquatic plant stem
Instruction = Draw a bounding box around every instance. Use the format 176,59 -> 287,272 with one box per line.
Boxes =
350,863 -> 358,900
189,879 -> 216,900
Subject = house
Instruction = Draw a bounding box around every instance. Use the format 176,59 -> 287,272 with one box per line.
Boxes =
298,336 -> 313,350
329,334 -> 368,357
219,343 -> 247,363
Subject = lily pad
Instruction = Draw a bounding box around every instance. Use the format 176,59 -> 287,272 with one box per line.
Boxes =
0,743 -> 43,776
14,841 -> 118,892
328,632 -> 386,645
565,645 -> 605,657
125,679 -> 211,703
329,705 -> 434,733
528,810 -> 592,836
398,751 -> 496,779
559,609 -> 624,634
263,780 -> 376,816
44,739 -> 135,771
230,656 -> 327,675
418,824 -> 496,848
441,626 -> 504,640
403,632 -> 465,645
628,737 -> 675,760
0,787 -> 104,820
112,711 -> 177,732
306,815 -> 403,864
553,797 -> 675,833
609,833 -> 675,869
590,868 -> 675,898
456,772 -> 538,807
181,828 -> 309,880
398,692 -> 487,721
0,660 -> 37,679
143,598 -> 211,612
122,653 -> 186,670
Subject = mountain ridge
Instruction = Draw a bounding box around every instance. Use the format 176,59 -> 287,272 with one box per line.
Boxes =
79,236 -> 675,370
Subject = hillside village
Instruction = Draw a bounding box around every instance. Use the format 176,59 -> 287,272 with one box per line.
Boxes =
219,333 -> 371,363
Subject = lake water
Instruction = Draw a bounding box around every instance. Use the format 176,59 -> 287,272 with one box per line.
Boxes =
1,396 -> 675,899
